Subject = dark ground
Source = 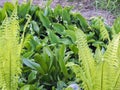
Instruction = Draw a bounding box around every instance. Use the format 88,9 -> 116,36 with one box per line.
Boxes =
0,0 -> 115,25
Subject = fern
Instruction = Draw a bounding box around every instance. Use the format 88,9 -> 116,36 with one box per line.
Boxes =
99,20 -> 110,42
0,7 -> 22,90
75,28 -> 96,90
67,27 -> 120,90
91,17 -> 110,41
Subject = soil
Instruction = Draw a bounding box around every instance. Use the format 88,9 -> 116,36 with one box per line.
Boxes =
0,0 -> 115,25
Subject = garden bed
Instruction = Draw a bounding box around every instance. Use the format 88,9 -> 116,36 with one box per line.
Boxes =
0,0 -> 115,25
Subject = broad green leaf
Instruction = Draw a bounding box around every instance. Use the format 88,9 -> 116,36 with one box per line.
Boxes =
20,85 -> 30,90
34,53 -> 48,73
4,2 -> 14,11
43,46 -> 54,70
60,38 -> 73,45
3,2 -> 14,16
65,30 -> 76,43
47,29 -> 60,43
57,45 -> 68,76
38,11 -> 51,28
56,81 -> 67,90
69,45 -> 78,54
75,14 -> 89,31
44,7 -> 49,16
23,51 -> 34,58
18,2 -> 30,17
24,34 -> 39,51
31,20 -> 40,34
29,5 -> 39,16
23,58 -> 44,74
53,23 -> 65,35
62,7 -> 71,24
92,41 -> 105,47
28,70 -> 37,83
54,5 -> 62,16
86,32 -> 95,40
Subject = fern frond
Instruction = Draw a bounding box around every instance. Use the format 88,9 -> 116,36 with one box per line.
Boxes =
75,28 -> 95,90
67,26 -> 120,90
66,62 -> 89,90
113,40 -> 120,89
0,7 -> 21,90
102,34 -> 120,90
99,20 -> 110,41
91,17 -> 110,41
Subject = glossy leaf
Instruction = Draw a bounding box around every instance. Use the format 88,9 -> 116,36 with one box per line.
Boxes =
47,29 -> 60,44
18,2 -> 30,17
28,70 -> 37,83
31,20 -> 40,34
53,23 -> 65,35
23,58 -> 44,74
38,11 -> 51,28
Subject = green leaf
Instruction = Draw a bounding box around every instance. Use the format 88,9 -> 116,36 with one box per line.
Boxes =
54,5 -> 62,17
28,70 -> 37,83
69,45 -> 78,54
57,45 -> 68,76
53,23 -> 65,35
65,30 -> 76,43
20,85 -> 30,90
47,29 -> 60,43
18,2 -> 30,17
37,11 -> 51,28
23,51 -> 34,58
4,2 -> 14,10
75,14 -> 89,31
29,5 -> 39,16
60,38 -> 73,45
34,53 -> 48,73
31,20 -> 40,34
62,7 -> 71,24
56,81 -> 67,90
23,58 -> 45,74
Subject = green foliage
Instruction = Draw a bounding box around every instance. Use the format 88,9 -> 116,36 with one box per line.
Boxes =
67,28 -> 120,90
0,1 -> 120,90
112,17 -> 120,35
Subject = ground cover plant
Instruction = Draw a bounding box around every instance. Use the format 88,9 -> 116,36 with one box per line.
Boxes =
0,0 -> 120,90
